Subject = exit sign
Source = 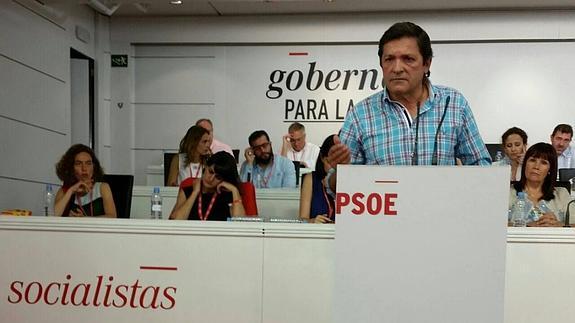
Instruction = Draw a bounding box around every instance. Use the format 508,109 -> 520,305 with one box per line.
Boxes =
111,55 -> 128,67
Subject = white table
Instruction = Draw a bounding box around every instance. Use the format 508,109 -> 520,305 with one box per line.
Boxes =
1,218 -> 573,323
131,186 -> 300,220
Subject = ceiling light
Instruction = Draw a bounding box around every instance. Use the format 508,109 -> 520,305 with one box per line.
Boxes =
170,0 -> 182,4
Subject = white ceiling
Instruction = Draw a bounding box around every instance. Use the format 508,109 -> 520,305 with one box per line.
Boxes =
83,0 -> 575,17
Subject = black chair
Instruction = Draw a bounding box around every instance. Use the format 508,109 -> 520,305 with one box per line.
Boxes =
293,161 -> 302,186
556,181 -> 571,194
485,143 -> 502,161
559,168 -> 575,182
164,153 -> 177,186
103,174 -> 134,218
232,149 -> 240,164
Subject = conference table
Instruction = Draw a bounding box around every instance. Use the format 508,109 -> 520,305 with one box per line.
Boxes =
131,186 -> 301,220
0,216 -> 573,323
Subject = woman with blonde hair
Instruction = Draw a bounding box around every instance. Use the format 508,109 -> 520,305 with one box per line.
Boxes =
167,125 -> 212,186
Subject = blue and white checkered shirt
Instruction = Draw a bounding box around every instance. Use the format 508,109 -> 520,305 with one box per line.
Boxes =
339,82 -> 491,166
239,154 -> 297,188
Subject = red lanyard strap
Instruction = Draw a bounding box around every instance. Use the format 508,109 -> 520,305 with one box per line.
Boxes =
189,163 -> 202,178
197,188 -> 219,221
259,162 -> 275,188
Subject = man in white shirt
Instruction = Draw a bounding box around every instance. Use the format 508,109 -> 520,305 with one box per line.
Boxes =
196,118 -> 234,157
280,122 -> 320,169
550,124 -> 575,169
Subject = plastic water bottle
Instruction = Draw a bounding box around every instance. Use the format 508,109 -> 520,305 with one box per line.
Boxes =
530,200 -> 551,222
495,151 -> 503,162
44,184 -> 54,217
151,187 -> 162,219
511,192 -> 530,227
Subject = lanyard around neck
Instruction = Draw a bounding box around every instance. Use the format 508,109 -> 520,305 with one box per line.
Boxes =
189,163 -> 202,178
197,186 -> 218,221
257,162 -> 275,188
291,146 -> 305,162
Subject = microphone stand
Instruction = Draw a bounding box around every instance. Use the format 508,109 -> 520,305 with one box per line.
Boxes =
411,102 -> 421,166
564,199 -> 575,228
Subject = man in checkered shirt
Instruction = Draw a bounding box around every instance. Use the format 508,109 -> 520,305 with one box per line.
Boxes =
325,22 -> 491,194
329,21 -> 491,169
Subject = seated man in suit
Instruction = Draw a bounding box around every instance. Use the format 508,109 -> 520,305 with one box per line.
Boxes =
240,130 -> 296,188
550,124 -> 575,169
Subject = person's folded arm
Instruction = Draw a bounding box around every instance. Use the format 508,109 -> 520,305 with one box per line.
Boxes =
299,173 -> 313,222
218,182 -> 245,217
170,183 -> 199,220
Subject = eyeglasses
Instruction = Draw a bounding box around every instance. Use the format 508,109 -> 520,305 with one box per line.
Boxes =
251,142 -> 271,152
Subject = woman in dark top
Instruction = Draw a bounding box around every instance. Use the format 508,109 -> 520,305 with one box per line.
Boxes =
299,135 -> 336,224
170,152 -> 245,220
54,144 -> 117,217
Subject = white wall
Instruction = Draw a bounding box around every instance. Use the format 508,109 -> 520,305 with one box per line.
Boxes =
0,1 -> 109,215
95,14 -> 113,171
2,8 -> 574,209
110,10 -> 575,183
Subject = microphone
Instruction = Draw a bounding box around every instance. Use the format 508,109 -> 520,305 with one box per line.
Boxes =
564,199 -> 575,227
431,96 -> 450,166
411,101 -> 421,166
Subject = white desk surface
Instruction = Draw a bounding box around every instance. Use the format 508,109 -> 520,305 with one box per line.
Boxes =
1,217 -> 574,323
131,186 -> 300,220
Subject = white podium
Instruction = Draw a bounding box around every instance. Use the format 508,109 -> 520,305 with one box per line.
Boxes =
334,166 -> 510,323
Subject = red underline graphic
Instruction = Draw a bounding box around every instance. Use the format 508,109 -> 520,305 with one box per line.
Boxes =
289,52 -> 308,56
140,266 -> 178,271
375,180 -> 399,184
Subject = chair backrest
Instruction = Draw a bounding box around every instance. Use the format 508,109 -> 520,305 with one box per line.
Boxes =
559,168 -> 575,182
240,182 -> 258,216
292,161 -> 302,186
232,149 -> 240,164
485,143 -> 501,162
556,181 -> 571,194
103,174 -> 134,218
164,153 -> 177,186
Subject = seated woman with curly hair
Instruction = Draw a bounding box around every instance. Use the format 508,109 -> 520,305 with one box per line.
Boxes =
54,144 -> 116,217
